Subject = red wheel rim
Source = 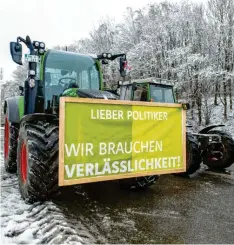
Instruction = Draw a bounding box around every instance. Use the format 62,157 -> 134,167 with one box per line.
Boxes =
20,142 -> 27,183
4,117 -> 9,160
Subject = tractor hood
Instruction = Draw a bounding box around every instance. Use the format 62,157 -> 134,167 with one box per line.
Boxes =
76,89 -> 118,100
62,88 -> 117,100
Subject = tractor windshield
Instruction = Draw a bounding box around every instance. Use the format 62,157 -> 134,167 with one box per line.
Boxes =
43,50 -> 100,103
150,85 -> 175,103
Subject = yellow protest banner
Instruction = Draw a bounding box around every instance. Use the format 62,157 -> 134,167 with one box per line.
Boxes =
59,98 -> 186,186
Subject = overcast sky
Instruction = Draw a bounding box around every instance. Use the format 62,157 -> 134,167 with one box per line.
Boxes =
0,0 -> 203,81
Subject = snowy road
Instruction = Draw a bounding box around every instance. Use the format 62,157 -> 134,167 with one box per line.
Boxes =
0,163 -> 98,244
1,127 -> 234,244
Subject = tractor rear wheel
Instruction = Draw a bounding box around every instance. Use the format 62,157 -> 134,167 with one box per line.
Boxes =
4,115 -> 19,173
178,133 -> 201,176
203,130 -> 234,169
17,120 -> 59,203
119,175 -> 159,190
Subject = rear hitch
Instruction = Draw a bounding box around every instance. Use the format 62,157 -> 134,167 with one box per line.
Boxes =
192,133 -> 225,161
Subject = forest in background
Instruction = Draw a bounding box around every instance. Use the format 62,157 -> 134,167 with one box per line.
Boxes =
1,0 -> 234,127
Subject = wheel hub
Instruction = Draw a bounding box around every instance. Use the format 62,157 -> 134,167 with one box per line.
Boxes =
20,142 -> 28,183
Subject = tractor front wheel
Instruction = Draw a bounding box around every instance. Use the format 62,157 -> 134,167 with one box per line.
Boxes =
17,120 -> 59,203
203,130 -> 234,169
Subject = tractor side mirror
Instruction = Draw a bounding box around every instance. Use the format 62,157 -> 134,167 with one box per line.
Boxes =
10,42 -> 23,65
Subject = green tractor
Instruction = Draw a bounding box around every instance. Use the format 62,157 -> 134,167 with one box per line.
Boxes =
4,36 -> 157,203
118,78 -> 234,174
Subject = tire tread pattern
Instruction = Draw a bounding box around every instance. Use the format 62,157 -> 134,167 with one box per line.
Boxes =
17,120 -> 59,203
185,133 -> 202,175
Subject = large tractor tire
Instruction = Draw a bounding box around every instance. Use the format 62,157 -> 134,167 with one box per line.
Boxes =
4,115 -> 19,173
119,175 -> 159,190
17,120 -> 59,203
203,130 -> 234,169
178,133 -> 201,176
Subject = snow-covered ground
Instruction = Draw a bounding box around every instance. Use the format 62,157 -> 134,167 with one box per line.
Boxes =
0,170 -> 88,244
0,128 -> 97,245
0,165 -> 95,244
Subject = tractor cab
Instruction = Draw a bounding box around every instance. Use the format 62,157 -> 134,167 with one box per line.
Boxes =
44,50 -> 101,96
9,36 -> 128,115
119,79 -> 176,103
41,50 -> 102,111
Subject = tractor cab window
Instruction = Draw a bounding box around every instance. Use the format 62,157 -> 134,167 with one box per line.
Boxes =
44,50 -> 100,106
150,85 -> 175,103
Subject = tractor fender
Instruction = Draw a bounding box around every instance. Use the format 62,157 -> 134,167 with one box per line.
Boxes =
199,124 -> 225,134
20,113 -> 58,126
4,96 -> 24,123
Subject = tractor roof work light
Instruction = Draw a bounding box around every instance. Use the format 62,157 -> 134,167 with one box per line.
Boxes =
34,41 -> 39,48
101,53 -> 112,59
97,53 -> 125,61
39,42 -> 45,48
33,41 -> 45,51
38,49 -> 44,55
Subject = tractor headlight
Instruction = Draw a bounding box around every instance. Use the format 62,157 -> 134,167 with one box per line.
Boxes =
39,49 -> 44,54
34,41 -> 39,47
29,78 -> 35,88
40,42 -> 45,48
107,53 -> 111,58
103,53 -> 107,58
